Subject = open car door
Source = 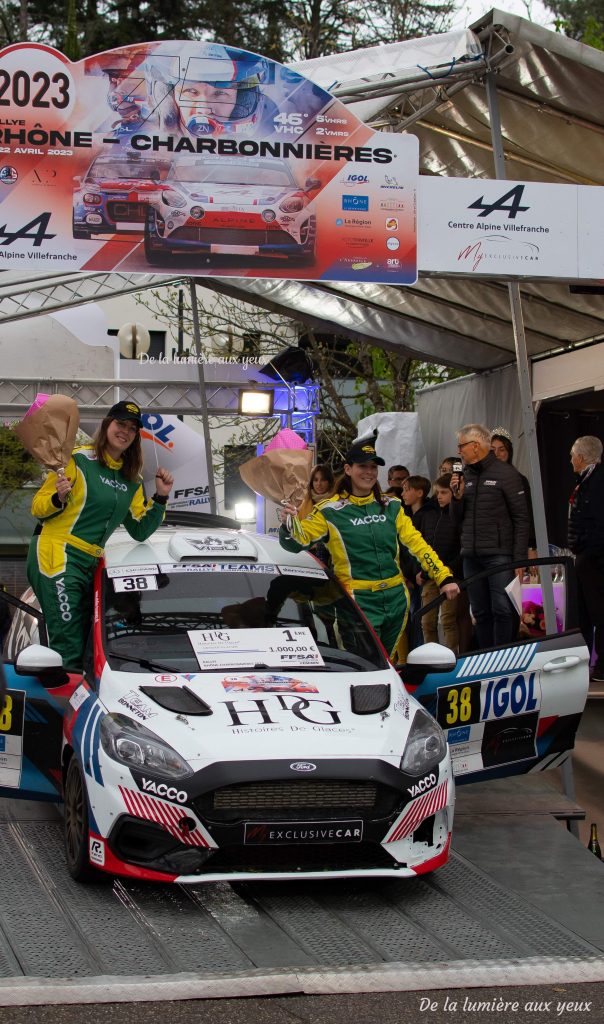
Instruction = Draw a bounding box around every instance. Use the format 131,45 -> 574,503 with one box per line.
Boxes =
403,557 -> 590,785
0,589 -> 80,802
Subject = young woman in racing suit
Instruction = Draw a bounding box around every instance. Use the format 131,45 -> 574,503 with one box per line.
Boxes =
278,434 -> 459,659
27,401 -> 173,672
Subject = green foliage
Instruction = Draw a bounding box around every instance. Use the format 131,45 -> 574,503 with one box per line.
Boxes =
547,0 -> 604,48
0,426 -> 42,508
0,0 -> 455,60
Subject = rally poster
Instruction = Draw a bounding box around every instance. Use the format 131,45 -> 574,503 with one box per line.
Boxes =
0,41 -> 417,284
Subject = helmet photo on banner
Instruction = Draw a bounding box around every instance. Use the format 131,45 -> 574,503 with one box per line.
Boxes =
144,44 -> 273,137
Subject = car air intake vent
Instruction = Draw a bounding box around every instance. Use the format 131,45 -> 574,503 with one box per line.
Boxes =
139,686 -> 212,716
350,683 -> 390,715
214,780 -> 377,810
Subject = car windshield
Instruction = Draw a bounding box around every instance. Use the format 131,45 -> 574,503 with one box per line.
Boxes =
89,160 -> 170,180
102,567 -> 388,674
172,161 -> 295,187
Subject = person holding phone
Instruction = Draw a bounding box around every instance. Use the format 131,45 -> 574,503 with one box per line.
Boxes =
450,423 -> 529,648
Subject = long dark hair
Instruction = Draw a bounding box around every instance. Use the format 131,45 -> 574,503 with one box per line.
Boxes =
335,464 -> 386,507
307,463 -> 335,500
94,417 -> 143,482
491,432 -> 514,463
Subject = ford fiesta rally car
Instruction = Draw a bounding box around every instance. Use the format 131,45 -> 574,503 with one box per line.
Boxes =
143,155 -> 318,266
1,520 -> 589,884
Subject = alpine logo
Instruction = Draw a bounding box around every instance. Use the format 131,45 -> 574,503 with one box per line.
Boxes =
407,772 -> 437,798
468,184 -> 529,219
140,778 -> 188,803
290,762 -> 317,772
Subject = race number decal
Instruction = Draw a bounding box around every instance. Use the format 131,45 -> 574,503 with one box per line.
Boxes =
436,680 -> 481,728
0,689 -> 25,788
113,575 -> 158,593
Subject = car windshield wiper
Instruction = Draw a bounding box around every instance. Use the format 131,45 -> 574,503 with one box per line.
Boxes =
106,649 -> 182,673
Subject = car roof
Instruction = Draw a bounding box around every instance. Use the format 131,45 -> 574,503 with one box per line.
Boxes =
104,525 -> 320,572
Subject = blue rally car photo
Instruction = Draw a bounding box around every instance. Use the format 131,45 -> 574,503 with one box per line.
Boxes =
72,154 -> 172,240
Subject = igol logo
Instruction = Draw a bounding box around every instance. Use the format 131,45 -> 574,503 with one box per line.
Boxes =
290,762 -> 317,772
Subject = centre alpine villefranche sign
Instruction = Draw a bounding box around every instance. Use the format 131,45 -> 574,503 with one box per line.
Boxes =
0,41 -> 417,284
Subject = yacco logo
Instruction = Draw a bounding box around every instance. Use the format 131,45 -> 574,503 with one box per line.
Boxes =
290,762 -> 317,772
407,772 -> 436,798
342,195 -> 369,212
100,474 -> 127,492
351,514 -> 386,525
141,412 -> 175,450
55,577 -> 72,622
141,778 -> 188,803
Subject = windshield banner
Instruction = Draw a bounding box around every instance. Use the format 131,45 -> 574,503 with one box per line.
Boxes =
0,41 -> 417,284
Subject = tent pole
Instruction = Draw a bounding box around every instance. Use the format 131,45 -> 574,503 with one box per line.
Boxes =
188,277 -> 217,515
485,72 -> 578,828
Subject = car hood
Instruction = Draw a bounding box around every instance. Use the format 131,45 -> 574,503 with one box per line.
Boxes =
101,667 -> 418,764
178,183 -> 295,205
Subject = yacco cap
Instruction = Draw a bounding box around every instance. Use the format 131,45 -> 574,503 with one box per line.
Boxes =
345,431 -> 385,467
107,400 -> 143,427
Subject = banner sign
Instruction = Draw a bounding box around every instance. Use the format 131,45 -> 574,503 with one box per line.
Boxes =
0,41 -> 417,284
418,176 -> 579,278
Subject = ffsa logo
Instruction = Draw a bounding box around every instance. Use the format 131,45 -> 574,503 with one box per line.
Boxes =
468,184 -> 529,219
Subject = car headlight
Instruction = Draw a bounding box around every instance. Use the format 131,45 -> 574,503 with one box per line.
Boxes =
400,709 -> 447,776
280,196 -> 304,213
100,713 -> 192,778
162,191 -> 187,209
83,191 -> 102,204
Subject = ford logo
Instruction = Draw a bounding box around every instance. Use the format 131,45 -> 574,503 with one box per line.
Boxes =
290,762 -> 317,772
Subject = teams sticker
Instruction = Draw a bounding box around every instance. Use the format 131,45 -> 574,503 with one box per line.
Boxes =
158,562 -> 276,574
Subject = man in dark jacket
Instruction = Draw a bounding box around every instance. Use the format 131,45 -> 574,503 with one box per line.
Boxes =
568,435 -> 604,682
450,423 -> 529,648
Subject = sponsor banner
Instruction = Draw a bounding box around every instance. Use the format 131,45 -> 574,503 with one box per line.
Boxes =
278,565 -> 328,579
188,625 -> 324,670
0,41 -> 417,285
418,177 -> 578,278
107,564 -> 159,578
140,413 -> 210,512
158,561 -> 276,573
244,820 -> 363,844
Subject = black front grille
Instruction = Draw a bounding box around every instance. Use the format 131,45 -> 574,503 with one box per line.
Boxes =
202,841 -> 397,874
169,226 -> 294,246
107,201 -> 147,221
196,779 -> 401,823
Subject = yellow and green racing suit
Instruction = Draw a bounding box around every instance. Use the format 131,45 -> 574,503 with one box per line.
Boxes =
279,492 -> 453,657
27,445 -> 165,671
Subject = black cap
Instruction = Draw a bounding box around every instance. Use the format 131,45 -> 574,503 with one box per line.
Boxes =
107,400 -> 143,427
344,431 -> 385,466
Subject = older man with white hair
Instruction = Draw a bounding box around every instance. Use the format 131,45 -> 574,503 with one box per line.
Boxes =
568,435 -> 604,683
450,422 -> 529,648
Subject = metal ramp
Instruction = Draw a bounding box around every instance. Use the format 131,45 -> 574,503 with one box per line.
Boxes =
0,786 -> 603,1003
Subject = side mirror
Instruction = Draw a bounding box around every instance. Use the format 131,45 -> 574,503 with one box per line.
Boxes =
73,176 -> 81,186
15,644 -> 64,675
397,642 -> 456,685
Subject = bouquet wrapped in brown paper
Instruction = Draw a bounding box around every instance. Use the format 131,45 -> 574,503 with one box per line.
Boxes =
14,394 -> 80,472
239,447 -> 313,509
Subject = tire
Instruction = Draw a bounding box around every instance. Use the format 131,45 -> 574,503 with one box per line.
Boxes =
63,756 -> 98,882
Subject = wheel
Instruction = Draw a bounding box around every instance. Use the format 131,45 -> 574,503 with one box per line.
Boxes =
63,756 -> 98,882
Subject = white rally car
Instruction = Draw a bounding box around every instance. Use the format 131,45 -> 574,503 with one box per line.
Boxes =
0,518 -> 589,884
143,155 -> 318,267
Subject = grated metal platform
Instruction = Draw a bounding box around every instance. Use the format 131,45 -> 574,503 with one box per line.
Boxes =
0,784 -> 603,993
